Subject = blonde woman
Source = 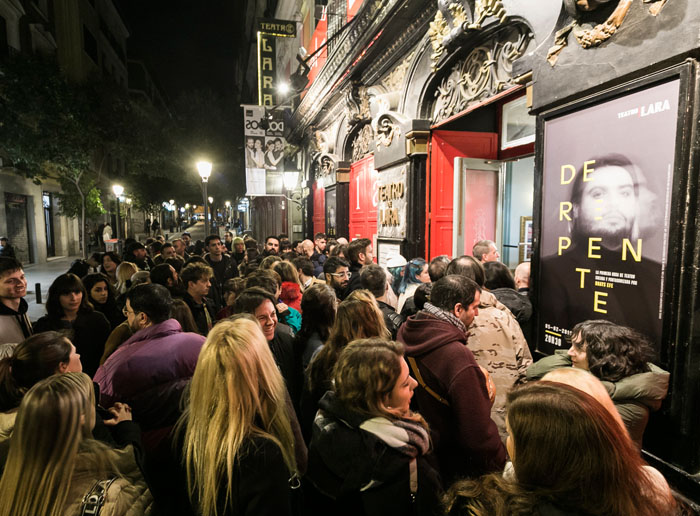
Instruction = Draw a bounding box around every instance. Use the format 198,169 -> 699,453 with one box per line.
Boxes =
0,372 -> 152,516
115,261 -> 139,297
176,316 -> 299,516
306,338 -> 442,515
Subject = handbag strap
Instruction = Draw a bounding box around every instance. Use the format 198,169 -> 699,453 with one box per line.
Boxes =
80,478 -> 116,516
407,356 -> 450,406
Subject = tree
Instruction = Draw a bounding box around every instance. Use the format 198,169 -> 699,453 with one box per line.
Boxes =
0,55 -> 103,257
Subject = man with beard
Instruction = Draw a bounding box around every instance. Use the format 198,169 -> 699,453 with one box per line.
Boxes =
323,257 -> 351,300
125,242 -> 154,271
0,257 -> 32,346
539,154 -> 661,342
263,235 -> 280,256
94,283 -> 205,451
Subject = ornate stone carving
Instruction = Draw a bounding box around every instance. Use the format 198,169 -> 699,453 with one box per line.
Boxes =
374,115 -> 401,149
315,154 -> 337,185
315,130 -> 331,154
345,83 -> 372,130
351,124 -> 375,162
381,51 -> 416,93
428,0 -> 508,71
432,24 -> 531,124
547,0 -> 665,66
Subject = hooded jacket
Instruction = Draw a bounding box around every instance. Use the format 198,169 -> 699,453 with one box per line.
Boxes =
306,391 -> 443,516
0,298 -> 32,345
526,351 -> 670,447
397,311 -> 506,483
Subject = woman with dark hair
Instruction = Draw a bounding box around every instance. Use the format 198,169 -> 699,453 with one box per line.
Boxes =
306,338 -> 442,516
294,283 -> 337,371
483,261 -> 532,329
82,273 -> 124,330
33,274 -> 111,377
397,258 -> 430,314
171,299 -> 199,334
443,382 -> 674,516
302,290 -> 389,440
527,319 -> 669,448
100,251 -> 122,287
0,331 -> 81,439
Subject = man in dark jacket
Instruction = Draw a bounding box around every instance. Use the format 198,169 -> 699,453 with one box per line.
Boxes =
0,257 -> 32,346
360,264 -> 404,339
124,241 -> 154,271
181,262 -> 217,336
397,275 -> 505,483
203,234 -> 239,307
343,238 -> 373,298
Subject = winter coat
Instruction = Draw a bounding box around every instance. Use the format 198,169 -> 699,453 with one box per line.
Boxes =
183,293 -> 217,336
489,287 -> 532,329
0,298 -> 32,345
306,391 -> 443,516
377,300 -> 405,340
465,290 -> 532,441
397,283 -> 419,315
34,310 -> 111,377
526,351 -> 670,447
280,281 -> 303,313
94,319 -> 205,450
397,311 -> 506,483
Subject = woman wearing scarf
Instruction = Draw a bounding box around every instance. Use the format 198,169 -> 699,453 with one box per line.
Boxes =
305,338 -> 442,516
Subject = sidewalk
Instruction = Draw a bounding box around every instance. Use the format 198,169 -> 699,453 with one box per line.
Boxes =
23,255 -> 82,322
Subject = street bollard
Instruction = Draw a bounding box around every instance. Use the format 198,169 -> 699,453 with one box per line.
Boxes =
35,283 -> 42,304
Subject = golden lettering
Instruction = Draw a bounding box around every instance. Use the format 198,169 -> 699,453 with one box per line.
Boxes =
559,201 -> 572,221
588,237 -> 602,259
621,238 -> 642,262
575,268 -> 590,289
261,37 -> 273,52
582,160 -> 596,182
561,164 -> 576,185
262,57 -> 273,71
558,236 -> 571,255
262,76 -> 273,88
593,291 -> 608,313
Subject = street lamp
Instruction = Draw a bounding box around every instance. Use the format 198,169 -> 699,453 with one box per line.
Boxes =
196,161 -> 212,234
112,184 -> 124,240
283,171 -> 300,237
225,200 -> 231,226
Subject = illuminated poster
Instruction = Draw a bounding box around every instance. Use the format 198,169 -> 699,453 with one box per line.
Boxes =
538,79 -> 680,353
242,104 -> 286,196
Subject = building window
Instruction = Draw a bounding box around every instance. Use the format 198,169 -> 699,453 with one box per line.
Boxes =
83,25 -> 98,64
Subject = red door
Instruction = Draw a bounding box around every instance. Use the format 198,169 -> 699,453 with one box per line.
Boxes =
313,182 -> 325,236
427,131 -> 498,259
349,155 -> 378,250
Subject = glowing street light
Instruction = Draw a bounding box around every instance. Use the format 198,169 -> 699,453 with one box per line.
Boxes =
196,161 -> 213,234
112,184 -> 124,240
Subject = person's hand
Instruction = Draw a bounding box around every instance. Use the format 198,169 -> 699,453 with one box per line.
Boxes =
479,366 -> 496,405
103,402 -> 132,425
276,302 -> 289,313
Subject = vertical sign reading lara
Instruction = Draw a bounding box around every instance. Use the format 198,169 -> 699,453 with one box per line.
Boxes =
538,79 -> 680,354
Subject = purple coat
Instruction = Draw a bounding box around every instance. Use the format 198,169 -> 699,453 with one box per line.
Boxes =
94,319 -> 205,434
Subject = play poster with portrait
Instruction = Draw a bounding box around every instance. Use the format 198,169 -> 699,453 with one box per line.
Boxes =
537,79 -> 680,354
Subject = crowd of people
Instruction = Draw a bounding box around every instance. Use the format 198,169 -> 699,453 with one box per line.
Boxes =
0,231 -> 682,515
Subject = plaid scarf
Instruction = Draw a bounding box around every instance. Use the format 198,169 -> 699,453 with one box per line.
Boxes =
422,302 -> 467,334
359,417 -> 431,458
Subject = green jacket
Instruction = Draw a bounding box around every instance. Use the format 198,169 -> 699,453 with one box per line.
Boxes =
526,351 -> 670,447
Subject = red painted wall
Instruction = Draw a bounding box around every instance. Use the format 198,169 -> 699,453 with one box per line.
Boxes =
349,154 -> 378,252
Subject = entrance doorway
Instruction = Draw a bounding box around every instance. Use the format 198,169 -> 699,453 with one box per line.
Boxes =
43,192 -> 55,257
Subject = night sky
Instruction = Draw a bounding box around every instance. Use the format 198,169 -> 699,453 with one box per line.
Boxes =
115,0 -> 250,100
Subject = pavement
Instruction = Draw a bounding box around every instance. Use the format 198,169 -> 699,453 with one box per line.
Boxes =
19,222 -> 212,322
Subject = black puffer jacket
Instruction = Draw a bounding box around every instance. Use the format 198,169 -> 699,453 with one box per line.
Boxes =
305,391 -> 443,516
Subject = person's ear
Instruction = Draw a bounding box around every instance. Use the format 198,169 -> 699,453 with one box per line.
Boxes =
453,303 -> 464,318
57,361 -> 69,374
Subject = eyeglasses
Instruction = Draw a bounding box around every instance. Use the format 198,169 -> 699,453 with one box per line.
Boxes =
330,271 -> 352,278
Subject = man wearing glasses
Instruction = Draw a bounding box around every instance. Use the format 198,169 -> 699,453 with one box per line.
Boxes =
323,256 -> 351,299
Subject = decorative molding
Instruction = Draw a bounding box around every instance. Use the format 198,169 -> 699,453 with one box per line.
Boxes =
381,50 -> 417,93
546,0 -> 666,66
428,0 -> 508,71
345,83 -> 372,130
431,23 -> 531,124
314,153 -> 339,185
374,114 -> 401,149
314,130 -> 331,155
406,130 -> 430,156
351,124 -> 375,162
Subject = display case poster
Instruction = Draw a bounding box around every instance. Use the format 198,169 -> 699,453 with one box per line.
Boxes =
242,104 -> 286,196
538,79 -> 680,354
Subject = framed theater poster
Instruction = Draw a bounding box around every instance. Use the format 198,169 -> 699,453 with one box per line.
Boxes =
536,77 -> 682,354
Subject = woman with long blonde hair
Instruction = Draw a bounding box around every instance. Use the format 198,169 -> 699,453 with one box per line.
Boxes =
0,372 -> 151,516
177,316 -> 298,516
306,338 -> 442,515
302,289 -> 390,438
115,261 -> 139,297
